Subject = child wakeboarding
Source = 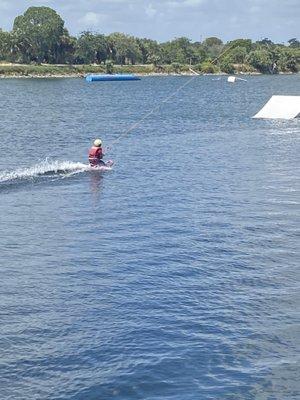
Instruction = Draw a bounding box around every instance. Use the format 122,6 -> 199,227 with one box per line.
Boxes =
88,139 -> 105,167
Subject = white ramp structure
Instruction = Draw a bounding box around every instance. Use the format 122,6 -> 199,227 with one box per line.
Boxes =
253,95 -> 300,119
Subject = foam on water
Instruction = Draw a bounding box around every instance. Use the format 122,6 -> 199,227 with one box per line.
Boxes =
0,159 -> 112,184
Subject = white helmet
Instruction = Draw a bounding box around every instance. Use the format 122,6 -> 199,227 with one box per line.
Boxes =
94,139 -> 102,147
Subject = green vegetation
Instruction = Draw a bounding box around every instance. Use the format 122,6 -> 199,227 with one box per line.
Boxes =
0,6 -> 299,76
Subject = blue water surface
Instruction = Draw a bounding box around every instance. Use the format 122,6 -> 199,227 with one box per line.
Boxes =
0,75 -> 299,400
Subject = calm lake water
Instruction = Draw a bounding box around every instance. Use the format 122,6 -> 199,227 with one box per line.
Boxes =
0,75 -> 299,400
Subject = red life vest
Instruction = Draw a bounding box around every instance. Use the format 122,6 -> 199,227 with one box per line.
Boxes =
88,146 -> 103,161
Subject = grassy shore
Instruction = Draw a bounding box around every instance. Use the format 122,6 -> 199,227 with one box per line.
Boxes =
0,63 -> 103,78
0,62 -> 297,78
0,62 -> 253,78
0,63 -> 175,78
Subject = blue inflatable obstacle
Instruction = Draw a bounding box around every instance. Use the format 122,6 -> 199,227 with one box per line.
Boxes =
86,74 -> 141,82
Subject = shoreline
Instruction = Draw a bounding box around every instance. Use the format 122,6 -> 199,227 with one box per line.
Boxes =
1,72 -> 297,79
0,63 -> 297,79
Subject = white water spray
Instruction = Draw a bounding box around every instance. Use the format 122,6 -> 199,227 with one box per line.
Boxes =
0,159 -> 112,184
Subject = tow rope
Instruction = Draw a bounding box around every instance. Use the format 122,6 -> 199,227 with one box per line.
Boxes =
107,74 -> 198,149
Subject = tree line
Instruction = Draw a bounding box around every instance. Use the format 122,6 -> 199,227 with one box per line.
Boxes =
0,6 -> 299,74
